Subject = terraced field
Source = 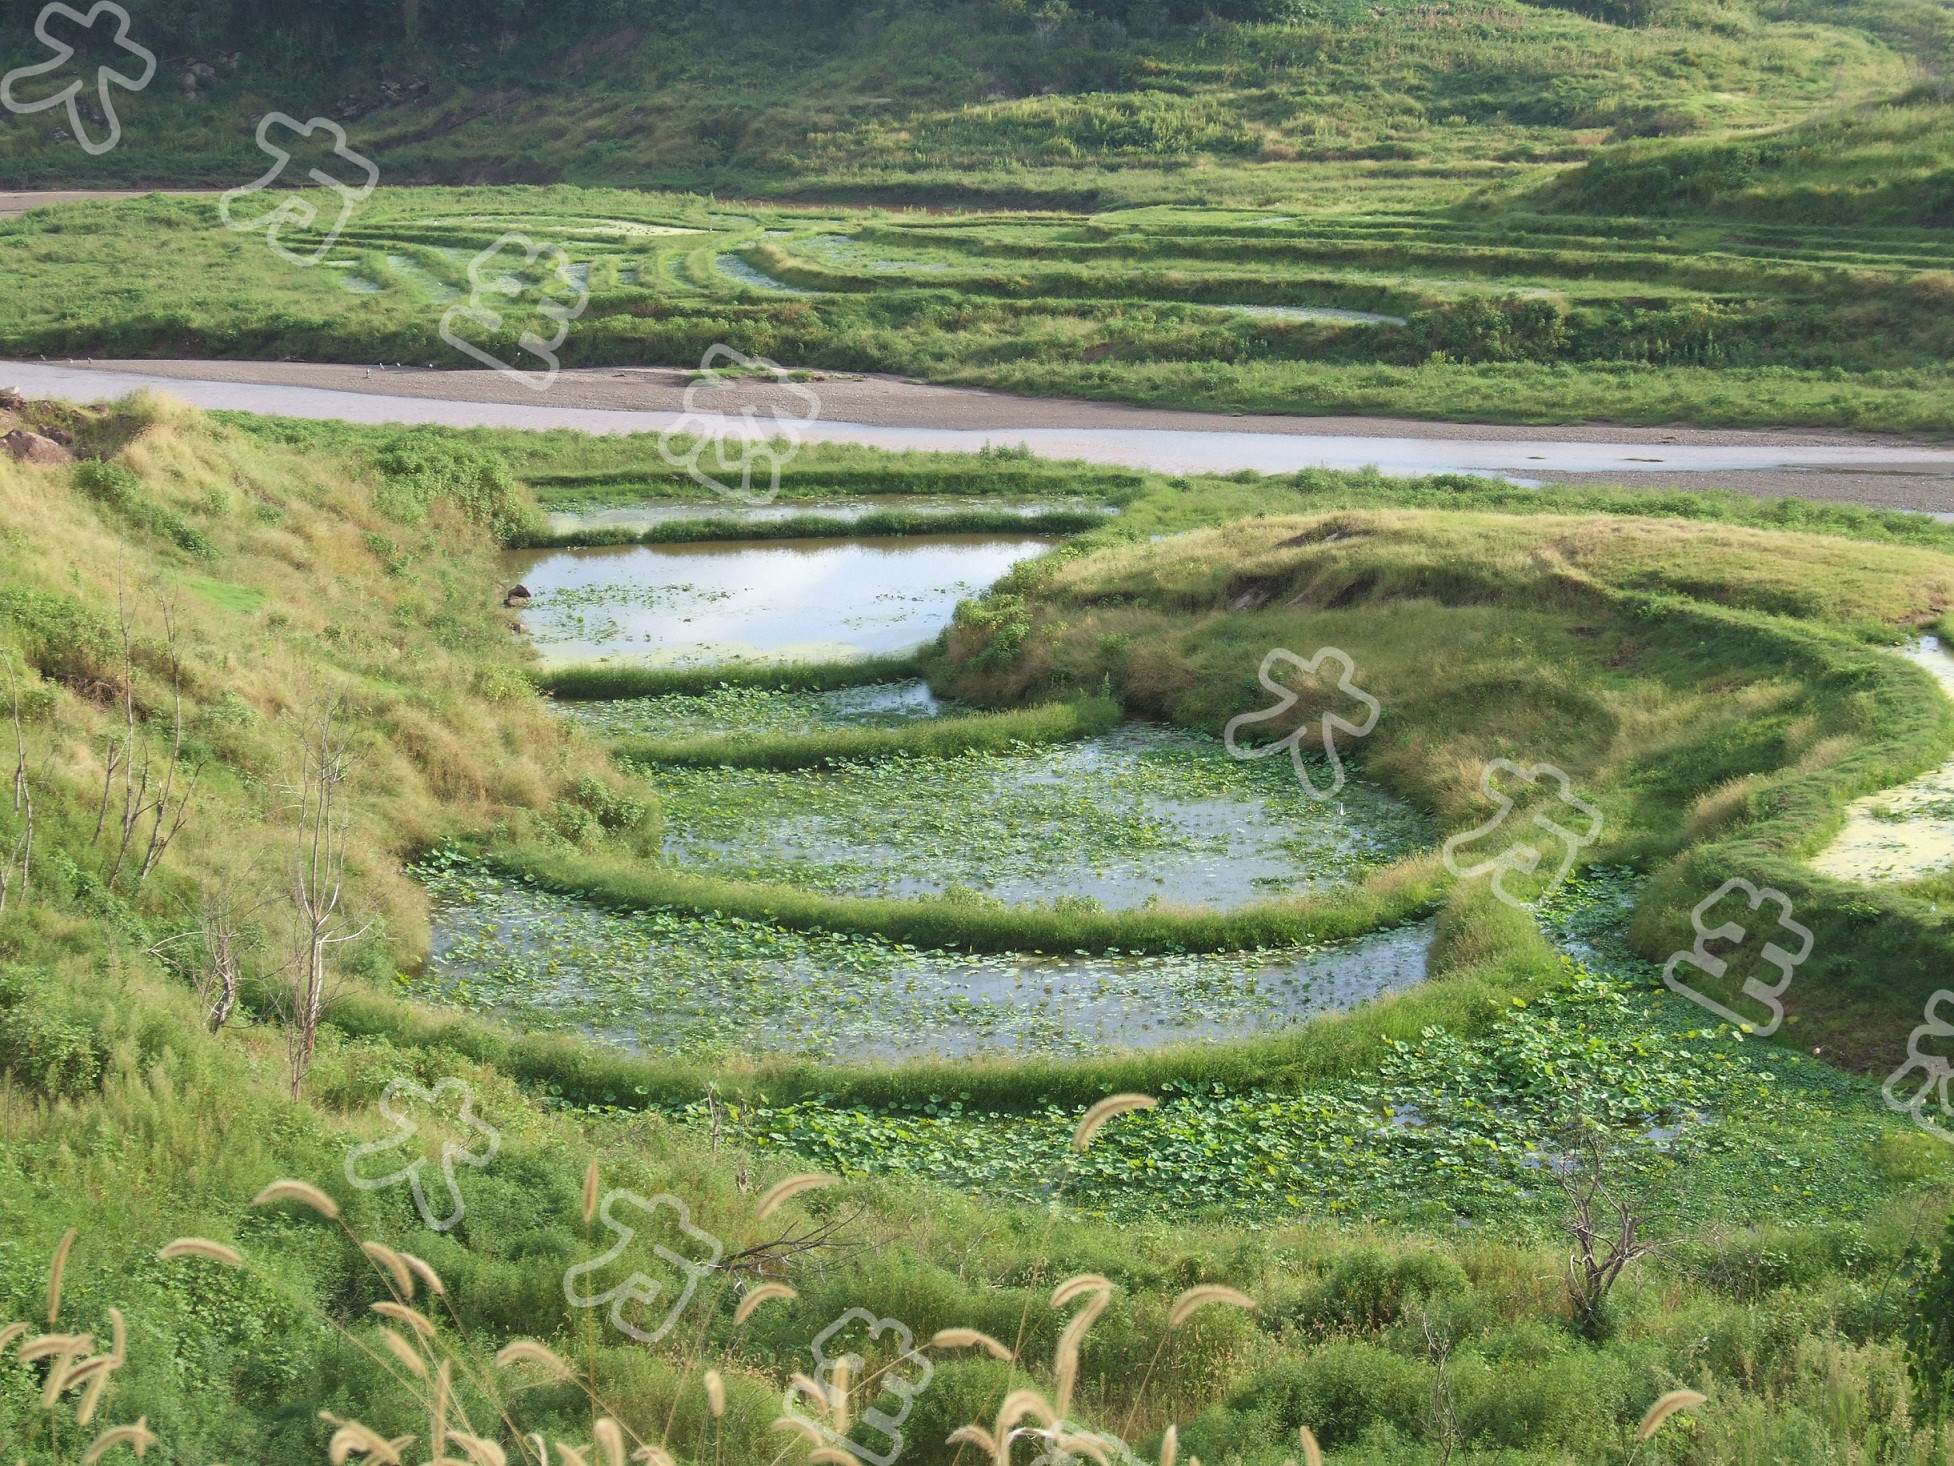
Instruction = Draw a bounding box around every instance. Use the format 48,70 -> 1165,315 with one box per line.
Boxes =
7,186 -> 1954,429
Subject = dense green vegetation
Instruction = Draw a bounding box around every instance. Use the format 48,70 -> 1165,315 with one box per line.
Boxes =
8,184 -> 1954,429
6,397 -> 1954,1466
5,0 -> 1954,431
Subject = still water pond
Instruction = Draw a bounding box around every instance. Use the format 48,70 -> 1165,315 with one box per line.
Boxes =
645,722 -> 1431,910
415,859 -> 1432,1062
506,535 -> 1052,665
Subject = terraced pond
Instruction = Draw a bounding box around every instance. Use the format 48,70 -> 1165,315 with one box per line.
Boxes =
435,529 -> 1437,1066
506,534 -> 1053,665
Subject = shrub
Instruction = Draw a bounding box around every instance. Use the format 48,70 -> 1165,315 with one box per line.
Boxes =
372,436 -> 536,542
0,967 -> 105,1098
1911,1205 -> 1954,1399
1186,1342 -> 1429,1452
72,460 -> 217,559
1289,1245 -> 1473,1334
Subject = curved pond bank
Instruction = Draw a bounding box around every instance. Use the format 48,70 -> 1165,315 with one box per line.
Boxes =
1812,636 -> 1954,883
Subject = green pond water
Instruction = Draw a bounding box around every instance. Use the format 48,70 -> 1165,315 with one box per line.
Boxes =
414,854 -> 1432,1062
645,721 -> 1429,909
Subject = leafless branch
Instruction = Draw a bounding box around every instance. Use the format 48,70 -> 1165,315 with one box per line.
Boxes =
282,698 -> 370,1097
1555,1124 -> 1659,1336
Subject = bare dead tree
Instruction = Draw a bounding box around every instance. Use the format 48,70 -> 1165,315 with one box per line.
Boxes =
133,599 -> 200,886
283,700 -> 369,1098
1556,1124 -> 1659,1337
192,859 -> 273,1033
1416,1307 -> 1461,1466
94,584 -> 199,891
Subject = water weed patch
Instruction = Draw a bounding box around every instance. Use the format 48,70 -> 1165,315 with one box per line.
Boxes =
648,724 -> 1432,910
412,855 -> 1434,1062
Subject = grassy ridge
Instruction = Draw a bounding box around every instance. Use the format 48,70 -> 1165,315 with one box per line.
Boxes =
477,841 -> 1446,957
515,506 -> 1109,548
536,653 -> 928,700
609,694 -> 1119,768
11,186 -> 1954,432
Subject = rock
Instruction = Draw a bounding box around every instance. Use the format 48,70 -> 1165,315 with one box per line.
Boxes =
3,430 -> 74,466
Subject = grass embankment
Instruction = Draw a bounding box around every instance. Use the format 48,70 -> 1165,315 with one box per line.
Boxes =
473,841 -> 1440,959
516,506 -> 1111,548
0,0 -> 1909,201
536,653 -> 926,700
607,694 -> 1118,767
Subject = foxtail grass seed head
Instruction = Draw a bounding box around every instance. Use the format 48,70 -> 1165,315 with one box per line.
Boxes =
496,1339 -> 577,1382
399,1251 -> 446,1297
556,1444 -> 590,1466
593,1418 -> 626,1466
1072,1094 -> 1157,1151
158,1238 -> 245,1268
832,1359 -> 853,1433
252,1180 -> 341,1220
81,1419 -> 157,1464
1055,1288 -> 1111,1418
48,1227 -> 77,1324
1637,1389 -> 1708,1441
1051,1274 -> 1113,1309
770,1415 -> 824,1446
380,1328 -> 429,1379
322,1415 -> 410,1466
807,1452 -> 857,1466
1167,1285 -> 1257,1330
449,1433 -> 507,1466
1161,1424 -> 1178,1466
107,1307 -> 126,1366
734,1281 -> 797,1324
77,1351 -> 121,1427
1298,1425 -> 1324,1466
0,1321 -> 31,1355
929,1327 -> 1013,1361
361,1241 -> 414,1298
629,1448 -> 676,1466
756,1172 -> 838,1220
705,1368 -> 726,1417
582,1160 -> 600,1227
372,1301 -> 437,1339
943,1424 -> 997,1461
789,1372 -> 832,1418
